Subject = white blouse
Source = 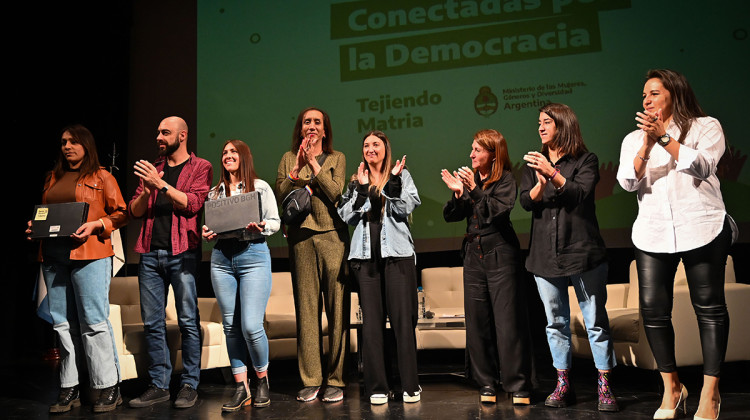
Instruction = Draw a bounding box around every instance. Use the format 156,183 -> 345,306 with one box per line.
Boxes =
617,116 -> 735,253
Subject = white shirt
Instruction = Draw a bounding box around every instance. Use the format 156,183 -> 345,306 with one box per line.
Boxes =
617,116 -> 734,253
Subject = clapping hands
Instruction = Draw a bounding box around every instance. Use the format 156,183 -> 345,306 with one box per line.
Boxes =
440,169 -> 463,197
392,155 -> 406,176
441,166 -> 475,197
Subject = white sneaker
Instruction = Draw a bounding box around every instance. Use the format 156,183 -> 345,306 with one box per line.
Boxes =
370,394 -> 388,405
403,386 -> 422,403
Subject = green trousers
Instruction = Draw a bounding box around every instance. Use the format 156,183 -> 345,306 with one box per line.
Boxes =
288,228 -> 349,387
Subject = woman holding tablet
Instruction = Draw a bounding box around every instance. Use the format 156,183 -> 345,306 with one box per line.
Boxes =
202,139 -> 280,411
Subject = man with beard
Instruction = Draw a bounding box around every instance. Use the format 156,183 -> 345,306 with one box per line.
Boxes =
127,116 -> 213,409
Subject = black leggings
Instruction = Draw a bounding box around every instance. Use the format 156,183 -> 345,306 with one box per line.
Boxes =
635,218 -> 732,376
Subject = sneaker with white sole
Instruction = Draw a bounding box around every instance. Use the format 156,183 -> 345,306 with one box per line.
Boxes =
297,386 -> 320,402
403,386 -> 422,403
322,386 -> 344,402
370,394 -> 388,405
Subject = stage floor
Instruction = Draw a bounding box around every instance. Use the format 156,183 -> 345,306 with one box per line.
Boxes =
1,350 -> 748,419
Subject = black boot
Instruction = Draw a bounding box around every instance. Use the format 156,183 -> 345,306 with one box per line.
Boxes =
49,385 -> 81,413
253,376 -> 270,407
93,385 -> 122,413
222,382 -> 251,412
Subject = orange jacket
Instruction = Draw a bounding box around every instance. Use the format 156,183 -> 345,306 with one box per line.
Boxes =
41,168 -> 128,260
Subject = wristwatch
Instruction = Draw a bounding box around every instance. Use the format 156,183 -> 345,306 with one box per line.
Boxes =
658,134 -> 671,147
160,184 -> 169,194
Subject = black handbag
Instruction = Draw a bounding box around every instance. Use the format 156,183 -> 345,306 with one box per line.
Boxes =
281,153 -> 328,226
281,185 -> 312,225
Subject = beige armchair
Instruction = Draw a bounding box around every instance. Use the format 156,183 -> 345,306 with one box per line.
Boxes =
107,276 -> 229,380
569,256 -> 750,369
109,272 -> 367,381
264,271 -> 313,360
418,267 -> 466,350
264,272 -> 358,360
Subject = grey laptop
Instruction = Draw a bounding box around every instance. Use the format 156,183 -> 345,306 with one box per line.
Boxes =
204,191 -> 262,235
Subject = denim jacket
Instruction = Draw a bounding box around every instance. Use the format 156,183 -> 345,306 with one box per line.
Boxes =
338,169 -> 420,260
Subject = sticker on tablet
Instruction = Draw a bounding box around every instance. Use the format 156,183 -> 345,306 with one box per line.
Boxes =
35,208 -> 49,221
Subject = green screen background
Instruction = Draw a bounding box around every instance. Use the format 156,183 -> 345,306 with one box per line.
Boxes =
197,0 -> 750,253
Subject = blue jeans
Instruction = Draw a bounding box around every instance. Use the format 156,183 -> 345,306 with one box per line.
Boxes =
534,262 -> 616,371
210,240 -> 272,374
138,249 -> 201,388
42,245 -> 119,389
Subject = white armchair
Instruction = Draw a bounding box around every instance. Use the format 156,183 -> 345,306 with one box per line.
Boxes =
107,276 -> 229,380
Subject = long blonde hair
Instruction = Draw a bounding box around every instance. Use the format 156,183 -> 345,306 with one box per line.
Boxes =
352,130 -> 393,196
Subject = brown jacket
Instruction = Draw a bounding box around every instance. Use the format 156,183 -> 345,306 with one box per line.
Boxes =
41,168 -> 128,260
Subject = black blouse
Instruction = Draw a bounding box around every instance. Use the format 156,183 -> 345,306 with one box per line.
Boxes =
519,151 -> 607,278
443,170 -> 520,251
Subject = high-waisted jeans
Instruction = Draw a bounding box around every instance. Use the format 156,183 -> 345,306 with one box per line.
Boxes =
42,243 -> 119,389
210,240 -> 272,374
635,218 -> 732,376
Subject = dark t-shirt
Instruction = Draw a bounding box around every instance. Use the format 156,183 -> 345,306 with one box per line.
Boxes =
150,159 -> 188,251
44,170 -> 78,204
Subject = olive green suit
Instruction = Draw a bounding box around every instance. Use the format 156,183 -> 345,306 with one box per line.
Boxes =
276,150 -> 349,387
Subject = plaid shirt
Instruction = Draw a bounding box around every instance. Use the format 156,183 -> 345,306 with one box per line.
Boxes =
130,152 -> 213,255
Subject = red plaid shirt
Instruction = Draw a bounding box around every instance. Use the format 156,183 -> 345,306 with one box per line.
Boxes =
130,152 -> 213,255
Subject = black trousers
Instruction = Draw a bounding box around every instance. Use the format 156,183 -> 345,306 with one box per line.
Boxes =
352,256 -> 419,396
463,241 -> 534,392
635,218 -> 732,376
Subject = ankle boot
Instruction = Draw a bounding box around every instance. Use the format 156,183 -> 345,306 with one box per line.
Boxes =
545,369 -> 575,408
93,384 -> 122,413
597,370 -> 619,412
49,385 -> 81,413
253,376 -> 270,407
221,382 -> 251,412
